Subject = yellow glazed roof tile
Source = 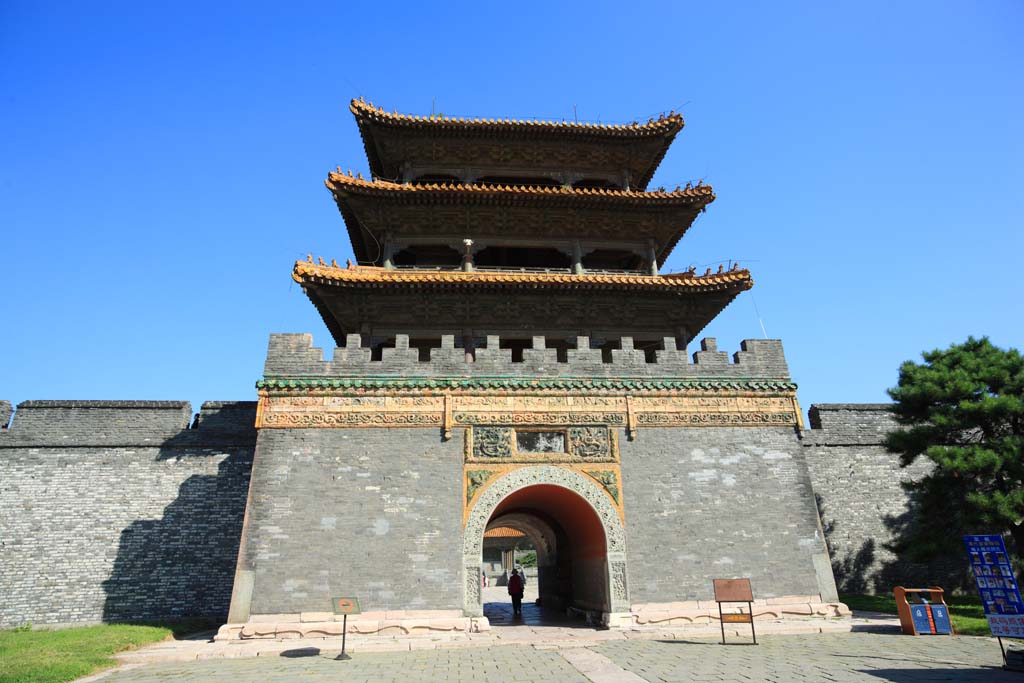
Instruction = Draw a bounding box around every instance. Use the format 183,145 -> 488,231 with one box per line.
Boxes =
324,172 -> 715,205
350,97 -> 684,137
293,260 -> 753,293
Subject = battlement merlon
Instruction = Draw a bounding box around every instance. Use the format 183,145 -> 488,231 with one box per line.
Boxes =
262,333 -> 791,382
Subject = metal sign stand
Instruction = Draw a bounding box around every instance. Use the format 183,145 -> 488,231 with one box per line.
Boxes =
331,596 -> 360,662
335,614 -> 350,661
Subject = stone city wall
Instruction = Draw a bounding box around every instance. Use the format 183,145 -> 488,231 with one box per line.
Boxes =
622,425 -> 835,604
229,427 -> 465,622
802,404 -> 938,593
0,401 -> 256,628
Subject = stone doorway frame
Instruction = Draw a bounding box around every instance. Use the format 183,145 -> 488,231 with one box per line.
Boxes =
462,465 -> 630,622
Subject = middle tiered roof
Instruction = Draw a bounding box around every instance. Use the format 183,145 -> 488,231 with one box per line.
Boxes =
325,172 -> 715,266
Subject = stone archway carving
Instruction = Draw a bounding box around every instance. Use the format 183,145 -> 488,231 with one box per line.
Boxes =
463,465 -> 629,617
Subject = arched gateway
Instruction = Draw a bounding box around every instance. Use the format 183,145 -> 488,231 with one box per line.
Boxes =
462,465 -> 630,623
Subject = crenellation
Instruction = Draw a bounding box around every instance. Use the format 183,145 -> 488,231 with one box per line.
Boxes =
691,337 -> 731,367
733,339 -> 790,378
262,333 -> 793,380
264,333 -> 327,376
0,400 -> 11,429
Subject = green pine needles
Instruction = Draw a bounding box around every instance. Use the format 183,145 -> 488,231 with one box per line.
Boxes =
886,336 -> 1024,560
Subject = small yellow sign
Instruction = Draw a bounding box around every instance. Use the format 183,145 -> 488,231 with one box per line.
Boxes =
332,597 -> 361,615
721,613 -> 752,624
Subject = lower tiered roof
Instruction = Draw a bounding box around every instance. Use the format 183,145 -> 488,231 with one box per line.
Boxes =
292,260 -> 753,345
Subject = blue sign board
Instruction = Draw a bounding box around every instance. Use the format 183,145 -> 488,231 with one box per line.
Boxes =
965,535 -> 1024,638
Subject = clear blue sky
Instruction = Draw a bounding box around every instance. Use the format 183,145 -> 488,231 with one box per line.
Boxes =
2,1 -> 1021,419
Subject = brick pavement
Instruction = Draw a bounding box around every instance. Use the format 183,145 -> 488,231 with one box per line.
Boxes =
84,633 -> 1018,682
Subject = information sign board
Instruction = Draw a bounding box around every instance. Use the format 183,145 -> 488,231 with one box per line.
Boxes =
965,535 -> 1024,637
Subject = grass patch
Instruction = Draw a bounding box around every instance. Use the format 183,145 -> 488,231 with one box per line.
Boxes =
841,592 -> 990,636
0,620 -> 215,683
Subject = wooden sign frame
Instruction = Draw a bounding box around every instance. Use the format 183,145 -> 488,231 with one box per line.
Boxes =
713,578 -> 756,645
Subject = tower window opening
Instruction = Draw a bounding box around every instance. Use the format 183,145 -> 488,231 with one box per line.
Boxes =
581,249 -> 645,272
392,244 -> 462,268
591,339 -> 621,364
635,339 -> 665,363
410,337 -> 443,362
573,178 -> 621,190
545,338 -> 575,363
412,173 -> 462,185
370,338 -> 395,362
474,246 -> 571,271
499,338 -> 531,363
476,175 -> 560,188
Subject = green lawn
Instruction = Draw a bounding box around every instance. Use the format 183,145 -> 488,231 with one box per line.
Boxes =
0,621 -> 213,683
841,592 -> 990,636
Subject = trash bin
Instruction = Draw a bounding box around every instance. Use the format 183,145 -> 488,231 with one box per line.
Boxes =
894,586 -> 954,635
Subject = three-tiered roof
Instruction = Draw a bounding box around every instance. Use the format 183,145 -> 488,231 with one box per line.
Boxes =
295,98 -> 752,354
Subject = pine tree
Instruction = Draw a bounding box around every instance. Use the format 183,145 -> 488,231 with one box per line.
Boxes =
886,337 -> 1024,558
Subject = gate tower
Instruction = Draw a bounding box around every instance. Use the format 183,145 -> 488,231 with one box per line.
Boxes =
221,99 -> 845,638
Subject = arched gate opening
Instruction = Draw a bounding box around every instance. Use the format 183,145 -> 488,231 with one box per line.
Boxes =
463,466 -> 629,626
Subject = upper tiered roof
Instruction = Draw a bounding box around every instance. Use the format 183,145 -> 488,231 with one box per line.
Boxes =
350,98 -> 683,190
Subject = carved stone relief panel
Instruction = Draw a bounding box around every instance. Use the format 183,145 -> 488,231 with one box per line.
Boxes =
568,427 -> 610,459
465,425 -> 617,463
471,427 -> 512,458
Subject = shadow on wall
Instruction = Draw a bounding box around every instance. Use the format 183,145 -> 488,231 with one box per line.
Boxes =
101,443 -> 253,622
817,492 -> 968,595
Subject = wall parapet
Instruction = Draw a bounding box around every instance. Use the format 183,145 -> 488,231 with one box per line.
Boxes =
0,400 -> 258,449
802,403 -> 898,446
262,334 -> 791,380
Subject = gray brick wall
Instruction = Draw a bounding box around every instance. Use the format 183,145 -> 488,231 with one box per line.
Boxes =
238,428 -> 464,616
803,404 -> 943,593
620,426 -> 831,602
0,401 -> 256,628
263,333 -> 791,380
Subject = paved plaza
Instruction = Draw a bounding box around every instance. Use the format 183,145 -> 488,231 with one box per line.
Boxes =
86,631 -> 1021,682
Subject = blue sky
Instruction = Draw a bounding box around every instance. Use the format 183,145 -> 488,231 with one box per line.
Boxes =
2,1 -> 1021,419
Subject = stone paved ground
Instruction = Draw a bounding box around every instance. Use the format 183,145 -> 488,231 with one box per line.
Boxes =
592,633 -> 1018,682
86,633 -> 1020,682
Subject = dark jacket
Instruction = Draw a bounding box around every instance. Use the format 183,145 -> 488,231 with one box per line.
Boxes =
507,573 -> 524,596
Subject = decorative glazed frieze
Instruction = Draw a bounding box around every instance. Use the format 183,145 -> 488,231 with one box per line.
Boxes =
258,377 -> 798,393
256,391 -> 801,433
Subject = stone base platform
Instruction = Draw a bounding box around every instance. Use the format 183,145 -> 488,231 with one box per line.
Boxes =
215,610 -> 491,641
216,597 -> 849,640
631,595 -> 850,628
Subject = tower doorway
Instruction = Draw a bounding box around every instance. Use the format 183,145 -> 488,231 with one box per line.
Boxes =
463,466 -> 630,627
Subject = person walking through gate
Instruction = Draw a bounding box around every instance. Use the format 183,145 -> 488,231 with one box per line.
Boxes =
508,568 -> 525,616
